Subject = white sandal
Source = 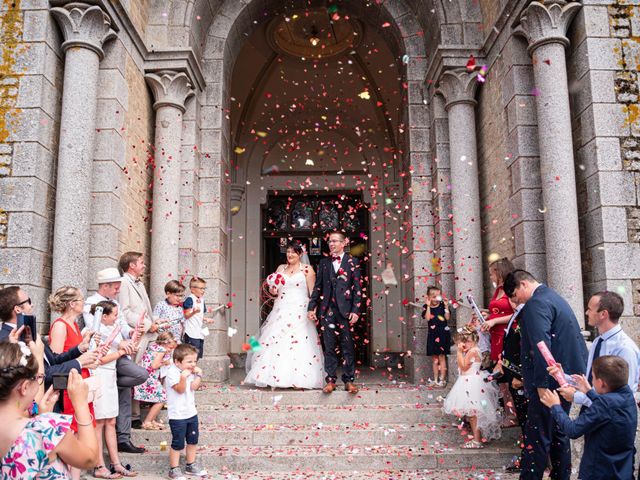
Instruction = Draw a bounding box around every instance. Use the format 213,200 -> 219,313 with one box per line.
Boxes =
462,439 -> 484,449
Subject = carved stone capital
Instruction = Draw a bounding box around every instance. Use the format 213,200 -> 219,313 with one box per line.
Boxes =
50,3 -> 116,59
145,71 -> 195,113
435,69 -> 479,110
514,1 -> 582,54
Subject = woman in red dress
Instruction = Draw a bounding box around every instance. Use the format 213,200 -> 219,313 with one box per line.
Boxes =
481,258 -> 515,362
48,286 -> 96,480
480,258 -> 517,426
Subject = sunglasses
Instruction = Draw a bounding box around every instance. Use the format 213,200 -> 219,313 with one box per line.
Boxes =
15,298 -> 32,307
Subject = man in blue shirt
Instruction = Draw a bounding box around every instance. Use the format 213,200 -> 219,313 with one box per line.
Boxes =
550,291 -> 639,408
540,355 -> 637,480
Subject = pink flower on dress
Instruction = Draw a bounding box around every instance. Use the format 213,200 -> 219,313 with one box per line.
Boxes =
4,451 -> 26,477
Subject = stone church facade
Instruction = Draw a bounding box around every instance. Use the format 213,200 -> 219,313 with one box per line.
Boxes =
0,0 -> 639,383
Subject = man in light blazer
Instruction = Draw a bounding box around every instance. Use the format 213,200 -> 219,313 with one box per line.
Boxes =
117,251 -> 158,440
117,252 -> 158,363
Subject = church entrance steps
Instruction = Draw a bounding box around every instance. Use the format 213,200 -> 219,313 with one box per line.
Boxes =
192,385 -> 445,407
118,443 -> 519,473
87,469 -> 518,479
152,402 -> 467,425
131,421 -> 520,447
119,384 -> 519,477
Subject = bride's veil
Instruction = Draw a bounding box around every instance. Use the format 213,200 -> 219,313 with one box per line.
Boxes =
300,243 -> 311,265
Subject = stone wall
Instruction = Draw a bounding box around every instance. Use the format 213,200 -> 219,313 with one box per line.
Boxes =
122,0 -> 151,37
568,1 -> 640,341
0,0 -> 64,323
476,42 -> 516,300
119,55 -> 153,263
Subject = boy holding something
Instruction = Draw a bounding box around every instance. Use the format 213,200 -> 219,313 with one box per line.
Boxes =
166,343 -> 207,479
540,355 -> 637,480
183,277 -> 213,359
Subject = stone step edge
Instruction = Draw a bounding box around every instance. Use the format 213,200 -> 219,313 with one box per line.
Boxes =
153,403 -> 447,411
132,422 -> 472,432
123,444 -> 519,456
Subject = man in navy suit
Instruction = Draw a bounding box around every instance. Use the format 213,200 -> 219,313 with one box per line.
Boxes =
504,270 -> 588,480
308,231 -> 362,394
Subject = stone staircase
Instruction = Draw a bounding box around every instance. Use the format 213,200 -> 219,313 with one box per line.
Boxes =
117,380 -> 520,479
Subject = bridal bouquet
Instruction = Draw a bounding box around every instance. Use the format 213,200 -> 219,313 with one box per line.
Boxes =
266,272 -> 286,289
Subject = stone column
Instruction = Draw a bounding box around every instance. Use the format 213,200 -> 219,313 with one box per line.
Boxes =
145,71 -> 195,304
50,3 -> 116,290
516,1 -> 585,322
437,69 -> 483,326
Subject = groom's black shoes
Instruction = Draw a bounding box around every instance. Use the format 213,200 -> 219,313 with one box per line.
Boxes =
322,382 -> 337,394
345,382 -> 359,394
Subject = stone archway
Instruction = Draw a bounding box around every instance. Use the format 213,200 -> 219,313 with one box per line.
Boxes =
143,0 -> 484,382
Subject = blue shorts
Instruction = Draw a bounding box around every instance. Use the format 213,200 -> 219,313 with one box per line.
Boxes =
183,334 -> 204,360
169,415 -> 199,450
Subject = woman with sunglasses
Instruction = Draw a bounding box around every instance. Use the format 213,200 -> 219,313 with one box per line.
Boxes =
0,342 -> 98,478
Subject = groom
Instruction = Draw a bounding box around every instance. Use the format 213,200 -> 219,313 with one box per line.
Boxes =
308,231 -> 362,394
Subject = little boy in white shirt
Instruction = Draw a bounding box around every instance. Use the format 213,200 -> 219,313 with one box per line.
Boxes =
165,343 -> 207,479
182,277 -> 213,359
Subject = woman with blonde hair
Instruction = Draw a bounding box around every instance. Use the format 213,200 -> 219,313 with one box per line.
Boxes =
48,286 -> 95,480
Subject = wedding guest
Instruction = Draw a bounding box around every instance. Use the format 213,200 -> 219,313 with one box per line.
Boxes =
550,291 -> 639,409
540,356 -> 637,480
134,331 -> 176,430
91,301 -> 138,478
84,267 -> 148,455
153,281 -> 186,344
49,286 -> 96,480
504,270 -> 588,480
182,277 -> 213,360
118,251 -> 158,438
0,287 -> 100,391
422,286 -> 450,387
0,342 -> 98,478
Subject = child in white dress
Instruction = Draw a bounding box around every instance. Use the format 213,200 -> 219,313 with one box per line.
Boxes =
91,300 -> 137,477
443,326 -> 501,448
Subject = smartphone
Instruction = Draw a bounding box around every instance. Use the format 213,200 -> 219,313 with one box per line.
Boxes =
52,373 -> 69,390
15,314 -> 37,343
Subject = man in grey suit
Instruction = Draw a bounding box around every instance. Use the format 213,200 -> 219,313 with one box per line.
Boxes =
85,267 -> 149,454
117,252 -> 159,452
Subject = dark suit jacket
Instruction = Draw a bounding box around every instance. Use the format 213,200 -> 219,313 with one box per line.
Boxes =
43,343 -> 82,389
550,385 -> 637,480
519,284 -> 588,395
308,254 -> 362,318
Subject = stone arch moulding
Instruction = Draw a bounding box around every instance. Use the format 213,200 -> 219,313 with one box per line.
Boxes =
187,0 -> 456,381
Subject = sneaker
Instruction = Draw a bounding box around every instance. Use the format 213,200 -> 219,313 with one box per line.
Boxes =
426,378 -> 437,387
168,466 -> 187,480
185,462 -> 208,477
436,380 -> 447,388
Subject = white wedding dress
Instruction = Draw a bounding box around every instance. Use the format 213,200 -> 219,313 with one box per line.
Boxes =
244,270 -> 325,389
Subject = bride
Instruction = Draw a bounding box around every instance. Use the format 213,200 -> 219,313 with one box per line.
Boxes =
244,240 -> 325,389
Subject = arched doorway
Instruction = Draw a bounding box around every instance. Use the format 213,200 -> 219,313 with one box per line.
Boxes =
225,4 -> 411,374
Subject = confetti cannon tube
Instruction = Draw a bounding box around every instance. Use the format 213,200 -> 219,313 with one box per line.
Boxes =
97,324 -> 121,360
130,311 -> 146,345
536,341 -> 568,387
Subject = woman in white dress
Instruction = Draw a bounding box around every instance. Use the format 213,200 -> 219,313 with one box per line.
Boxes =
244,241 -> 325,389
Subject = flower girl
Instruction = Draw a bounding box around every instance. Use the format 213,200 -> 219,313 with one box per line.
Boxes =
443,326 -> 501,448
